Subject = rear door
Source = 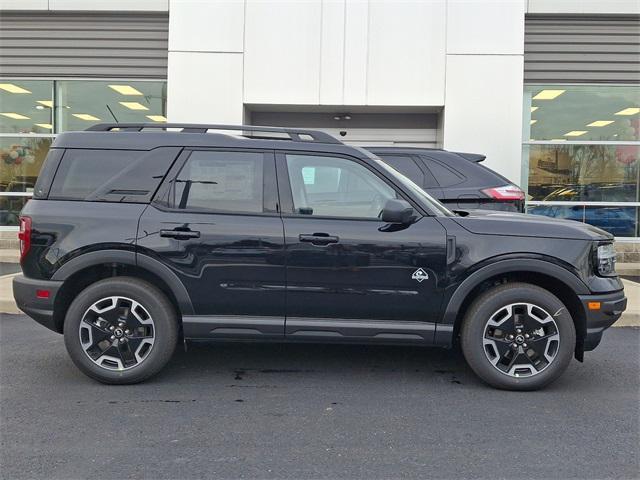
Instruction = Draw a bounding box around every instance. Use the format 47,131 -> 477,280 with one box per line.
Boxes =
137,148 -> 286,339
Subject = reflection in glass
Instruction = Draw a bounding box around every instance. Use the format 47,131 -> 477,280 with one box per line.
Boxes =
56,80 -> 167,131
527,144 -> 639,202
528,204 -> 639,237
524,85 -> 640,141
0,80 -> 54,134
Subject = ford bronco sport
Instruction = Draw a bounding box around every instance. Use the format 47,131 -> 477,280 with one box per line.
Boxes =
13,124 -> 627,390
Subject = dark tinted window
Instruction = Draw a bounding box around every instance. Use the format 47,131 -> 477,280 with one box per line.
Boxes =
50,149 -> 140,200
421,157 -> 464,187
379,155 -> 426,186
171,151 -> 264,213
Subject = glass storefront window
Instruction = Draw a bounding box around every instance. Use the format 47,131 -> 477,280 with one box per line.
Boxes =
0,79 -> 167,227
0,80 -> 54,134
56,80 -> 167,131
526,144 -> 639,201
0,136 -> 52,193
524,85 -> 640,142
527,205 -> 639,238
524,84 -> 640,238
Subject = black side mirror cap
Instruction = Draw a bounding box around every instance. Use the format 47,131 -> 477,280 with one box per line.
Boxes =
380,198 -> 415,224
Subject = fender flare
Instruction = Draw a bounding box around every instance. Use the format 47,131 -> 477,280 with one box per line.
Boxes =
434,258 -> 589,345
51,249 -> 194,315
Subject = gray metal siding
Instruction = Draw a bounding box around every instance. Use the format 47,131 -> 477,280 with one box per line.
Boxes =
524,15 -> 640,83
0,12 -> 168,79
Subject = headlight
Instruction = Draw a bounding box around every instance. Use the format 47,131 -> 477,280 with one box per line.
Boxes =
596,243 -> 616,276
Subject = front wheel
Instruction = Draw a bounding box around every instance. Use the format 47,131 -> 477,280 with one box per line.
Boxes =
461,283 -> 576,391
64,277 -> 178,384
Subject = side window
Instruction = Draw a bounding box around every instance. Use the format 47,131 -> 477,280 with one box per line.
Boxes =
171,151 -> 264,213
286,154 -> 397,219
49,149 -> 140,200
421,157 -> 464,187
378,155 -> 427,187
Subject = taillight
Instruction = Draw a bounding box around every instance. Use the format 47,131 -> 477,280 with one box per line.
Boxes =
18,216 -> 32,263
482,185 -> 525,201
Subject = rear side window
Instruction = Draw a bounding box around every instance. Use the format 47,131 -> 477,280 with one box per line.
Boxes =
378,155 -> 426,187
48,148 -> 180,202
170,150 -> 264,213
50,149 -> 139,200
421,157 -> 464,187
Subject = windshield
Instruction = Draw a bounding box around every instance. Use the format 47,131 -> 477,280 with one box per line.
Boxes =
372,157 -> 454,217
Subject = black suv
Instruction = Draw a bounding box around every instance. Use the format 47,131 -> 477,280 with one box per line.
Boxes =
13,124 -> 626,390
367,147 -> 525,212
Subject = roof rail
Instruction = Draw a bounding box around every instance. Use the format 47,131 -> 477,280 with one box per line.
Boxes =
85,123 -> 342,144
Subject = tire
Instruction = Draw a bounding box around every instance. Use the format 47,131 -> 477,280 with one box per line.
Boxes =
64,277 -> 178,384
461,282 -> 576,391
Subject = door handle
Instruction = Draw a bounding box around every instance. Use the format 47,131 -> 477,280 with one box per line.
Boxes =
299,233 -> 339,246
160,228 -> 201,239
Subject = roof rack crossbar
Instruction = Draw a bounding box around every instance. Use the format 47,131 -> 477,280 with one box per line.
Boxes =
86,123 -> 342,144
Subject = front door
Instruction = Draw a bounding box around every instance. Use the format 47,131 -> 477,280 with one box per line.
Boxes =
277,152 -> 447,343
137,148 -> 286,339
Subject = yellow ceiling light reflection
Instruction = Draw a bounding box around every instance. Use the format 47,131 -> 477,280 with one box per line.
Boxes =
109,85 -> 143,96
72,113 -> 100,121
0,83 -> 31,94
532,89 -> 565,100
530,119 -> 537,125
564,130 -> 588,137
530,106 -> 538,112
120,102 -> 149,111
36,100 -> 53,108
146,115 -> 167,122
0,112 -> 30,119
587,120 -> 614,127
35,123 -> 53,129
614,107 -> 639,115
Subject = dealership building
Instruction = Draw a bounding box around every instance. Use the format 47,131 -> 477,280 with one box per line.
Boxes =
0,0 -> 639,256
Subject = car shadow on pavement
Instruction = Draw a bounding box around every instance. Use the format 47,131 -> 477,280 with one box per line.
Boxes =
155,340 -> 477,388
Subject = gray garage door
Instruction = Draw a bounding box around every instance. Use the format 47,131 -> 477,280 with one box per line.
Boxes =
250,111 -> 439,147
524,14 -> 640,83
0,12 -> 168,79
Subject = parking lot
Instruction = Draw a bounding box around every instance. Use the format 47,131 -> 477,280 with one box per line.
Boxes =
1,313 -> 638,479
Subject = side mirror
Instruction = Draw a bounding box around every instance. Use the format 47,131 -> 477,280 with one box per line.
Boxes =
380,198 -> 414,224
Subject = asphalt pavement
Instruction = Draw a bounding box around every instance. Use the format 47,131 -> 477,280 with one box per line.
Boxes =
1,313 -> 639,480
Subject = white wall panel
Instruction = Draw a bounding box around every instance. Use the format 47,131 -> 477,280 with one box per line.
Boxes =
343,0 -> 369,105
367,0 -> 446,105
169,0 -> 244,53
244,0 -> 321,104
447,0 -> 525,54
0,0 -> 48,9
527,0 -> 640,14
319,0 -> 345,104
49,0 -> 168,10
167,52 -> 243,124
443,55 -> 524,184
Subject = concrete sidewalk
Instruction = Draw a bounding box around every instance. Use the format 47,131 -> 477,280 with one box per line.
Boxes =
1,271 -> 638,326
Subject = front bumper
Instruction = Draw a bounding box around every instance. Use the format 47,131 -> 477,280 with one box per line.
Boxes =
578,289 -> 627,351
13,274 -> 63,333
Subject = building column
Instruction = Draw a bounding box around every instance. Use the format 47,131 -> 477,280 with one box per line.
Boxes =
442,0 -> 526,184
166,0 -> 245,124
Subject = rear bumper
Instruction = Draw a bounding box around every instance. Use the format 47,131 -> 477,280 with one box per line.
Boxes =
12,274 -> 63,333
579,289 -> 627,351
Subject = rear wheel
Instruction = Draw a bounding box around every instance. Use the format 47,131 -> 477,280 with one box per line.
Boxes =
64,277 -> 178,384
461,283 -> 576,391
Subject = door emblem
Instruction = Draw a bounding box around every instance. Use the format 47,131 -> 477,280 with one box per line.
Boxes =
411,268 -> 429,283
